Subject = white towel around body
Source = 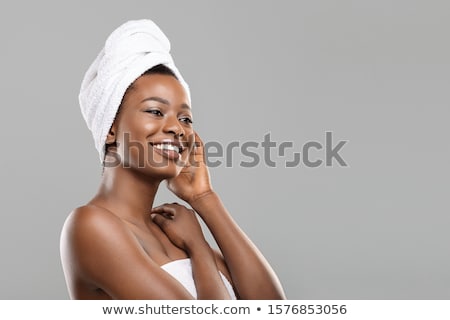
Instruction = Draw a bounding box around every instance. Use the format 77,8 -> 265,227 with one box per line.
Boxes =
161,258 -> 237,299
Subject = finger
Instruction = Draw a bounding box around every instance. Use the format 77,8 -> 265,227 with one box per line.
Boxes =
151,205 -> 176,215
185,132 -> 196,154
193,131 -> 204,156
191,131 -> 206,165
181,133 -> 197,169
151,213 -> 171,230
176,132 -> 195,169
154,210 -> 174,219
193,131 -> 204,145
150,208 -> 175,219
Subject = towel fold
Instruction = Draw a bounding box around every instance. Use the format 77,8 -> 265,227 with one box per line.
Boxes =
161,258 -> 237,299
79,19 -> 191,161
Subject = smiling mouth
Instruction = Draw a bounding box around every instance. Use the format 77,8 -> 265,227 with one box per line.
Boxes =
150,142 -> 184,154
149,142 -> 186,161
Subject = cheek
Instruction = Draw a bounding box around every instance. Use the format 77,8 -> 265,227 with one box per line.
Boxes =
115,117 -> 161,165
118,116 -> 160,141
143,121 -> 161,134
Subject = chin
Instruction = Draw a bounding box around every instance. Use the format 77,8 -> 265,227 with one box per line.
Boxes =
124,150 -> 188,180
142,162 -> 183,180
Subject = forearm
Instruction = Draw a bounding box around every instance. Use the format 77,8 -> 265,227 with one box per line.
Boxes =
190,192 -> 286,299
187,241 -> 232,300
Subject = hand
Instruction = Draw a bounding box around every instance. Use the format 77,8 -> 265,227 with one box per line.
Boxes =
167,132 -> 214,204
151,203 -> 208,253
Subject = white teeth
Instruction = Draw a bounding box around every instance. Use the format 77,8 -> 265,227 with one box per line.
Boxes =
153,144 -> 181,153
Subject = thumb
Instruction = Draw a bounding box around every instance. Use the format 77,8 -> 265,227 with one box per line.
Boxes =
151,212 -> 173,230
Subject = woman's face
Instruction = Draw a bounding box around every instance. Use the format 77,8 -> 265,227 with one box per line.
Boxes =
108,73 -> 194,179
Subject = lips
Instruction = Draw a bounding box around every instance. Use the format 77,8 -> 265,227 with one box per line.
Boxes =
149,140 -> 185,161
152,143 -> 183,153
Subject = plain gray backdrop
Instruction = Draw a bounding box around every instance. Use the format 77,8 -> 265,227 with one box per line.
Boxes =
0,0 -> 449,299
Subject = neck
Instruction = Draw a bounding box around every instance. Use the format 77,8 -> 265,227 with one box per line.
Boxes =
91,166 -> 162,224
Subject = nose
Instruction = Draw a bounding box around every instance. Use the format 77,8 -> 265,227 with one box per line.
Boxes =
163,114 -> 184,138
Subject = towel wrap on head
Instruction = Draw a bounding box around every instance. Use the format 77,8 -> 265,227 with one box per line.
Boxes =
79,19 -> 191,162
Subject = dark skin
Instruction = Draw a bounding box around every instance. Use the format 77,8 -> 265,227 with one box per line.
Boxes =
60,74 -> 286,300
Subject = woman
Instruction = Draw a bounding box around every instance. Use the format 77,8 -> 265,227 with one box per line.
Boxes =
60,19 -> 286,300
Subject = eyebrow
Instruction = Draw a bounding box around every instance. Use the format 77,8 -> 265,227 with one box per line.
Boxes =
141,96 -> 191,110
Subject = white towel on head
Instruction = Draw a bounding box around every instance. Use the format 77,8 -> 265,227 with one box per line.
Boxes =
79,19 -> 191,162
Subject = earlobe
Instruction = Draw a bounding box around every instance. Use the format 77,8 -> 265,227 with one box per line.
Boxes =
105,126 -> 116,144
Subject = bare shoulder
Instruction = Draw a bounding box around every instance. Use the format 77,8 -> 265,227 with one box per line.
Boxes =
60,205 -> 138,279
61,205 -> 126,250
61,204 -> 136,255
61,205 -> 122,236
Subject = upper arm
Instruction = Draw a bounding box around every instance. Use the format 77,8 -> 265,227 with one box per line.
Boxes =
60,206 -> 194,299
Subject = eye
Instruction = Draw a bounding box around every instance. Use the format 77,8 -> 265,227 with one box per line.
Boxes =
145,109 -> 163,116
179,116 -> 193,125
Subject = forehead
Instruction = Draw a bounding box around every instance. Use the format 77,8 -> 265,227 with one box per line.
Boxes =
123,74 -> 190,107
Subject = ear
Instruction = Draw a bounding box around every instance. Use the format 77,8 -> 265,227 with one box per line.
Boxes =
105,124 -> 117,144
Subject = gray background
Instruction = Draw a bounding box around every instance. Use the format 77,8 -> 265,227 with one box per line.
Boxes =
0,0 -> 448,299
